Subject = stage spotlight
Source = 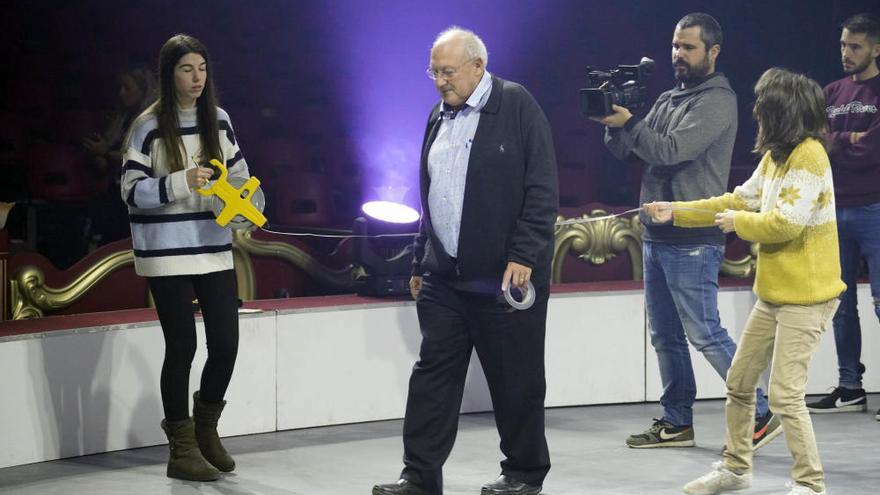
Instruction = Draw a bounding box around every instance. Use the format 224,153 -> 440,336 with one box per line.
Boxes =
353,201 -> 420,297
361,200 -> 420,224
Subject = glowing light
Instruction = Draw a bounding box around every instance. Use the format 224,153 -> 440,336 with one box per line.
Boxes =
361,201 -> 420,224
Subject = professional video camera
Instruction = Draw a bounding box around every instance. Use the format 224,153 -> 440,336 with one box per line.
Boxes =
579,57 -> 655,116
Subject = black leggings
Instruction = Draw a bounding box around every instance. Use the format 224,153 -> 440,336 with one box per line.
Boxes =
148,269 -> 239,421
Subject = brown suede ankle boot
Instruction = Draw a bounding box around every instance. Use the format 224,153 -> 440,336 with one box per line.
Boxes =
161,417 -> 220,481
192,391 -> 235,472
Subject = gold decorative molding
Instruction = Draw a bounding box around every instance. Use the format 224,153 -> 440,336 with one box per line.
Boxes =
232,243 -> 256,300
10,277 -> 35,320
232,230 -> 359,290
721,242 -> 758,278
12,250 -> 134,319
552,210 -> 643,283
0,201 -> 14,230
1,258 -> 8,321
9,232 -> 359,320
553,209 -> 756,282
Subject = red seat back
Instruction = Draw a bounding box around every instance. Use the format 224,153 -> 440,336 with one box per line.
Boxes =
27,143 -> 94,201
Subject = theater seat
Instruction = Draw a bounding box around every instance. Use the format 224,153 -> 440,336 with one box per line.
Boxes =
273,172 -> 335,227
27,143 -> 94,201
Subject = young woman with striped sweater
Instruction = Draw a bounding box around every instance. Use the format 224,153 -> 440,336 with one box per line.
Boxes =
122,34 -> 250,481
645,68 -> 846,495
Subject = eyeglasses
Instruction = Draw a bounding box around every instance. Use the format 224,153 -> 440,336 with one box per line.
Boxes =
426,57 -> 477,80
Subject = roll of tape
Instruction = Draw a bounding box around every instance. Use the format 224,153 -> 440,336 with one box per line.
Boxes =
504,280 -> 535,310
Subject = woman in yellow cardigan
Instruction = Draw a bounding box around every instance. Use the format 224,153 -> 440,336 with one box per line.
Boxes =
645,68 -> 846,495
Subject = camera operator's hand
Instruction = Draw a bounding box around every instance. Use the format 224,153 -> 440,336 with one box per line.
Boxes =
589,104 -> 632,128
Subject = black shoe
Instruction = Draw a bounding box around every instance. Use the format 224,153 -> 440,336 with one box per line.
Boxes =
481,475 -> 542,495
721,411 -> 784,455
806,387 -> 867,413
625,419 -> 695,448
752,411 -> 783,450
372,479 -> 430,495
875,408 -> 879,421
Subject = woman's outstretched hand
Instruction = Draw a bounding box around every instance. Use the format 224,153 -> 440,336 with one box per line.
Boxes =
715,210 -> 736,233
643,202 -> 673,223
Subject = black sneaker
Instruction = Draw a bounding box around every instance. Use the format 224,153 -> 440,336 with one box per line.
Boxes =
753,411 -> 783,450
875,408 -> 879,421
806,387 -> 867,413
626,419 -> 695,448
720,410 -> 784,455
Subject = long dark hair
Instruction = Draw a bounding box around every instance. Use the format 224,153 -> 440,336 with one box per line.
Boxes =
752,68 -> 827,164
150,34 -> 222,173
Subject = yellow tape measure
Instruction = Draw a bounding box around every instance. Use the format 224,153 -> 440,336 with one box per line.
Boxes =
195,159 -> 267,229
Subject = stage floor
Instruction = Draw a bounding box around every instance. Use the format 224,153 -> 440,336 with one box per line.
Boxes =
1,397 -> 877,494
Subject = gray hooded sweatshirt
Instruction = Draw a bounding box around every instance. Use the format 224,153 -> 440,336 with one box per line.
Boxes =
604,72 -> 737,245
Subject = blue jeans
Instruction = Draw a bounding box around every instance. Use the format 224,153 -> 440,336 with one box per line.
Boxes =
644,241 -> 770,426
832,203 -> 880,389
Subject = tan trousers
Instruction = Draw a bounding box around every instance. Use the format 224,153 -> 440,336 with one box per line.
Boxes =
723,298 -> 839,493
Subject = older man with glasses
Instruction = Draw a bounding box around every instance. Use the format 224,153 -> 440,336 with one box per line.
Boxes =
373,26 -> 558,495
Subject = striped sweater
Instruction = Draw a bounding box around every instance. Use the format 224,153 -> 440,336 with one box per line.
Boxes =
121,106 -> 249,277
672,138 -> 846,305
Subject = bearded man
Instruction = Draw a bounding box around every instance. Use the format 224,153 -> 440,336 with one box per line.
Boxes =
592,12 -> 780,450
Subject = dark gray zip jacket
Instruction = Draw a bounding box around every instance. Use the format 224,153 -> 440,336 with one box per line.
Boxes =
605,72 -> 737,245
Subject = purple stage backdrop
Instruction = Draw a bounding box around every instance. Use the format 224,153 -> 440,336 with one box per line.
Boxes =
1,0 -> 877,228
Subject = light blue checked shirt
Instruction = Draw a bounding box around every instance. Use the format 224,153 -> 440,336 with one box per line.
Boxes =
427,70 -> 493,257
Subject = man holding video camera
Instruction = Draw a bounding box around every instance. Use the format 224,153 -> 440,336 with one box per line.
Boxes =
591,12 -> 779,449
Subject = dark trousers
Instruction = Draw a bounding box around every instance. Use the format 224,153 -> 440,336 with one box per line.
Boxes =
832,203 -> 880,389
400,275 -> 551,494
148,269 -> 239,421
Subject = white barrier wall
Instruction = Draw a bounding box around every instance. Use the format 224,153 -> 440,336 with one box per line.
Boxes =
0,285 -> 877,469
544,290 -> 647,406
276,303 -> 436,430
0,315 -> 276,469
645,286 -> 880,401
